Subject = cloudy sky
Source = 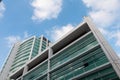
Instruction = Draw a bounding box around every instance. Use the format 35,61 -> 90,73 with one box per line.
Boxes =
0,0 -> 120,70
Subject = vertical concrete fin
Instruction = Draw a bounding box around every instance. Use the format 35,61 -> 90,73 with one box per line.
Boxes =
84,16 -> 120,78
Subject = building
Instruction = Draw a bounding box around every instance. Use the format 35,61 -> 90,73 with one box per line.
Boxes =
1,17 -> 120,80
0,36 -> 50,80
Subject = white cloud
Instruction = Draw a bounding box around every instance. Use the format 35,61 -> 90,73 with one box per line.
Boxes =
82,0 -> 120,47
31,0 -> 62,21
82,0 -> 120,28
23,31 -> 30,39
112,31 -> 120,46
5,32 -> 31,48
47,24 -> 74,41
0,2 -> 5,18
115,32 -> 120,46
89,11 -> 115,27
98,28 -> 109,35
5,36 -> 21,48
117,53 -> 120,58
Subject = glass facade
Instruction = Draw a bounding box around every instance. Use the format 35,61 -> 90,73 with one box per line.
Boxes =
6,19 -> 120,80
10,36 -> 49,74
10,38 -> 35,73
41,40 -> 47,51
31,38 -> 40,59
23,61 -> 48,80
50,32 -> 98,70
79,66 -> 119,80
22,32 -> 120,80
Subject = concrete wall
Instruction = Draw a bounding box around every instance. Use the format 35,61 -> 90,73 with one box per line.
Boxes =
0,42 -> 20,80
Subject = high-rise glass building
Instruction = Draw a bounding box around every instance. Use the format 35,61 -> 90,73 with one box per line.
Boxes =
0,36 -> 50,80
0,17 -> 120,80
10,36 -> 50,73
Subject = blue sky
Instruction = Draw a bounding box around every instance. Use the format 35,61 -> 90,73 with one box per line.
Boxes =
0,0 -> 120,70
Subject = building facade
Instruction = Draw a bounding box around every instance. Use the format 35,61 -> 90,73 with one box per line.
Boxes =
1,17 -> 120,80
0,36 -> 50,80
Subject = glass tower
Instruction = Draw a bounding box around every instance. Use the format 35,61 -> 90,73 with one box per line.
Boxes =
0,36 -> 50,80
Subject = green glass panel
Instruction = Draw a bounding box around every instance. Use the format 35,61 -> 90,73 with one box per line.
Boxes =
50,33 -> 98,70
23,61 -> 48,80
50,46 -> 110,80
80,66 -> 120,80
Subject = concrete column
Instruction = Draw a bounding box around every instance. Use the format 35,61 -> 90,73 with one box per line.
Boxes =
23,65 -> 28,75
47,48 -> 53,80
39,35 -> 43,54
49,48 -> 53,57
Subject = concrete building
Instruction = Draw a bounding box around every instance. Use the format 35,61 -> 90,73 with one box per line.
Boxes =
0,36 -> 50,80
1,17 -> 120,80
